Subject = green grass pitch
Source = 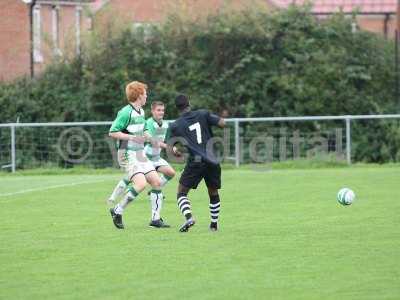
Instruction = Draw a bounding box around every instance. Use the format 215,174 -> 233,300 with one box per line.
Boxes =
0,166 -> 399,299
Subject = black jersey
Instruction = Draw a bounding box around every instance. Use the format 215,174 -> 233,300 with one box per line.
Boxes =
169,109 -> 221,164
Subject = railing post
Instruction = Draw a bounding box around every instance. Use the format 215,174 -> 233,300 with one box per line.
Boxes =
346,117 -> 351,165
11,124 -> 16,173
234,119 -> 240,167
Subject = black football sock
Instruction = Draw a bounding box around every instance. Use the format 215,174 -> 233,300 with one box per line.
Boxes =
209,194 -> 220,224
177,192 -> 192,220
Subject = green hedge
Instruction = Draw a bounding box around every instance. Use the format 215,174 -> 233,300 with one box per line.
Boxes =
0,5 -> 399,164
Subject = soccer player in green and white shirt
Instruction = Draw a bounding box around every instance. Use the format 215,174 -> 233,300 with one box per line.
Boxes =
144,101 -> 176,194
108,81 -> 169,229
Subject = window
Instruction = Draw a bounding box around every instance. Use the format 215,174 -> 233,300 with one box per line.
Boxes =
33,5 -> 43,63
131,22 -> 153,40
351,21 -> 358,33
75,6 -> 82,55
52,5 -> 62,56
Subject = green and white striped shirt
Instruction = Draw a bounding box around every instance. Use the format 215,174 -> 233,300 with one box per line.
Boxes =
144,117 -> 170,158
109,104 -> 146,151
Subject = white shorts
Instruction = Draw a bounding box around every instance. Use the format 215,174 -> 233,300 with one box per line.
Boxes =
118,150 -> 156,179
148,156 -> 170,170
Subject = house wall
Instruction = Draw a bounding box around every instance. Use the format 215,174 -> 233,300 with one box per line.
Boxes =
0,0 -> 31,82
0,0 -> 92,82
357,15 -> 396,38
33,3 -> 91,76
95,0 -> 270,24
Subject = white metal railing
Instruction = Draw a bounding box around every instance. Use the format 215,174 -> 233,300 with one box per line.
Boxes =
224,114 -> 400,166
1,114 -> 400,172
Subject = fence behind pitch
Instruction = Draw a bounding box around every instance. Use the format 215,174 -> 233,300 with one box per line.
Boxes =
1,115 -> 400,172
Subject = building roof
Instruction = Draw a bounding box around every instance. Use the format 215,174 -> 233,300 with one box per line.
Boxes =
89,0 -> 109,12
51,0 -> 95,2
33,0 -> 96,4
268,0 -> 397,14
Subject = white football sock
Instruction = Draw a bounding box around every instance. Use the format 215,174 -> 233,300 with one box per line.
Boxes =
150,189 -> 163,221
114,187 -> 138,215
109,178 -> 129,202
160,175 -> 173,188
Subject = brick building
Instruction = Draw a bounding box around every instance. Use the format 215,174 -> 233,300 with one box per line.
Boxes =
0,0 -> 93,82
92,0 -> 256,23
0,0 -> 398,82
269,0 -> 397,39
0,0 -> 30,82
93,0 -> 397,38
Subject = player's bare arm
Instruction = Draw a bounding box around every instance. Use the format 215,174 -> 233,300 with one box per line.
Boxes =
217,118 -> 225,128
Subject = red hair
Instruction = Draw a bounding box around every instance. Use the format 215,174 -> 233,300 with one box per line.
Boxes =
125,81 -> 147,103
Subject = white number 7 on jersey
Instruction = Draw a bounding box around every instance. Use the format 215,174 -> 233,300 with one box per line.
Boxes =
189,122 -> 202,144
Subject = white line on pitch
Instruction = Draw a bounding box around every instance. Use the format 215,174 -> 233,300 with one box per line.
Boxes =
0,179 -> 110,198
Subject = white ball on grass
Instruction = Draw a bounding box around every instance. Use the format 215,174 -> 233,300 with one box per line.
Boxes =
337,188 -> 355,206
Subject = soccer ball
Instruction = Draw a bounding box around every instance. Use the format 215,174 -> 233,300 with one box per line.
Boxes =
337,188 -> 355,205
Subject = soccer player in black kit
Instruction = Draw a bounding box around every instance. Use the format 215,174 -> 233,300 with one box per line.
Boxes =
169,94 -> 225,232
